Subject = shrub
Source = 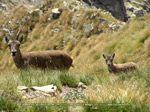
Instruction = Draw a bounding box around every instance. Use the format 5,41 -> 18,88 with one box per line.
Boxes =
59,73 -> 79,87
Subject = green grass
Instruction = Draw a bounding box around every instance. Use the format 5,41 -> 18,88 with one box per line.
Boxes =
80,75 -> 94,86
0,95 -> 21,112
59,72 -> 80,88
0,69 -> 96,92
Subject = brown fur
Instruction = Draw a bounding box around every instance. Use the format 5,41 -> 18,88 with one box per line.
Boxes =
103,53 -> 138,74
5,36 -> 73,70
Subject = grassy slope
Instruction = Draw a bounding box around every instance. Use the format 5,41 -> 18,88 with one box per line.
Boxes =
0,0 -> 150,111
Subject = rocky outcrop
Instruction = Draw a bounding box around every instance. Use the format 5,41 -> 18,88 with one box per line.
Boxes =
0,0 -> 46,11
82,0 -> 128,22
83,0 -> 150,21
125,0 -> 150,20
1,0 -> 46,4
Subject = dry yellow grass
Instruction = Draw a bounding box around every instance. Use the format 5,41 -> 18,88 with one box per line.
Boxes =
85,77 -> 150,104
144,36 -> 150,56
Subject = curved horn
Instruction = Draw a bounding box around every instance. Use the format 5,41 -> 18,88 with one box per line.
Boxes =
16,28 -> 21,40
0,29 -> 12,39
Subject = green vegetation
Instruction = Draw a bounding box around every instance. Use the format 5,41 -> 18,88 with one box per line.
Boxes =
0,68 -> 149,111
0,95 -> 21,112
0,0 -> 150,111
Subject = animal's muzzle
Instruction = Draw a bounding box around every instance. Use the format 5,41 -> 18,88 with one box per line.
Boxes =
11,52 -> 16,56
108,64 -> 111,67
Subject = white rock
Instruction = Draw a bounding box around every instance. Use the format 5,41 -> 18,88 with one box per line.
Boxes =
78,82 -> 87,89
52,8 -> 61,14
31,85 -> 57,94
17,86 -> 28,90
34,8 -> 40,12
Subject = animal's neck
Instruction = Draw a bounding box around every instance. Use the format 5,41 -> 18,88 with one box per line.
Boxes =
108,63 -> 117,73
12,49 -> 24,69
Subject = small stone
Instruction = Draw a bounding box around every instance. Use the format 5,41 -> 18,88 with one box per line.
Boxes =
51,8 -> 62,19
78,82 -> 87,89
17,86 -> 28,92
84,24 -> 93,33
52,8 -> 61,14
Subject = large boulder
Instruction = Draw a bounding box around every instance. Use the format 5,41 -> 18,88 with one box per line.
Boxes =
83,0 -> 128,22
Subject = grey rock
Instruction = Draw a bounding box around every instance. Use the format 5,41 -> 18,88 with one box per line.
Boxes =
82,0 -> 128,22
125,1 -> 148,20
134,8 -> 146,17
84,24 -> 93,33
83,0 -> 150,21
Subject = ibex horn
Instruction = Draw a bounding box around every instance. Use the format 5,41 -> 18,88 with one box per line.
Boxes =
16,28 -> 21,40
0,29 -> 12,39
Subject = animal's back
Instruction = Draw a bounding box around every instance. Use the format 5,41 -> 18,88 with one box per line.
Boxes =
115,62 -> 137,68
114,62 -> 138,73
23,50 -> 73,70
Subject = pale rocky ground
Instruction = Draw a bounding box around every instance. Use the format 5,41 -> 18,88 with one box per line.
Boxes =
6,82 -> 88,102
0,0 -> 150,21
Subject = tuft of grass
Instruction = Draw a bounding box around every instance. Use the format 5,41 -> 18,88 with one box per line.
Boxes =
0,96 -> 21,112
59,72 -> 80,88
19,69 -> 63,91
144,37 -> 150,56
80,75 -> 95,86
139,33 -> 150,43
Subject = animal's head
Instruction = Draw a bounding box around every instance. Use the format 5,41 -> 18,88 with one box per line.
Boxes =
5,29 -> 23,57
102,53 -> 115,67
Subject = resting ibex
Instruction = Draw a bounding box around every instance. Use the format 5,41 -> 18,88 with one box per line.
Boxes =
4,29 -> 74,70
103,53 -> 138,74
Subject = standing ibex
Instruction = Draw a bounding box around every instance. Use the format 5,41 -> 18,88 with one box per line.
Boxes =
103,53 -> 138,74
4,29 -> 74,70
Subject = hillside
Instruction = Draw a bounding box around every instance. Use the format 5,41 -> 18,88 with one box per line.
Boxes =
0,0 -> 149,71
0,0 -> 150,111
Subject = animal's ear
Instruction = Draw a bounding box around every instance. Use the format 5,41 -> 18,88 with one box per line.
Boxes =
102,54 -> 106,59
112,53 -> 115,59
19,35 -> 23,43
4,36 -> 9,43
